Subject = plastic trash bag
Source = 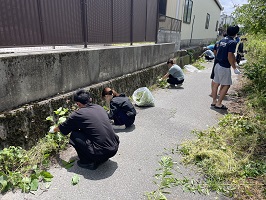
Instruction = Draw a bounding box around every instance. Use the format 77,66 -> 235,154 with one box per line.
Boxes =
132,87 -> 155,107
184,64 -> 201,73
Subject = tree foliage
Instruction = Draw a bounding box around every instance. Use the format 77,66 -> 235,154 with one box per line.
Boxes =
233,0 -> 266,34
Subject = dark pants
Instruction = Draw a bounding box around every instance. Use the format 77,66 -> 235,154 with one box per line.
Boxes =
113,110 -> 135,127
70,131 -> 118,163
210,59 -> 218,79
167,74 -> 184,85
205,55 -> 214,61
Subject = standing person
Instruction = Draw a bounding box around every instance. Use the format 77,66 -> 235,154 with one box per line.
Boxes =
211,26 -> 241,109
236,38 -> 247,64
210,33 -> 227,96
160,59 -> 185,87
102,87 -> 136,128
49,89 -> 120,170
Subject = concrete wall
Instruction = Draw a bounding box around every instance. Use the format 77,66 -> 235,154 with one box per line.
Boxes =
0,45 -> 202,149
157,30 -> 181,51
180,38 -> 216,49
0,44 -> 174,112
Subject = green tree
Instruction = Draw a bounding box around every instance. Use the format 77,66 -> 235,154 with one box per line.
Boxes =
233,0 -> 266,34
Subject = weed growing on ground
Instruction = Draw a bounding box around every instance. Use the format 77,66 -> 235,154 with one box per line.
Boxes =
146,156 -> 212,200
156,77 -> 168,88
0,107 -> 70,193
192,57 -> 206,70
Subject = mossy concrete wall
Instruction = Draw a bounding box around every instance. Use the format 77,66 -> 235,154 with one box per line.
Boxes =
0,43 -> 175,112
0,46 -> 202,149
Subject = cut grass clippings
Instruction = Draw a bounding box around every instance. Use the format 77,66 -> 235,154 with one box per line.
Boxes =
178,111 -> 266,199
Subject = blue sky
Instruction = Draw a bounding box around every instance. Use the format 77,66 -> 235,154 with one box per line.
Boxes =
219,0 -> 248,15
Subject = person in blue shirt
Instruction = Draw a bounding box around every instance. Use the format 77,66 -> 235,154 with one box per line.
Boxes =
210,33 -> 227,96
211,26 -> 241,110
206,44 -> 215,51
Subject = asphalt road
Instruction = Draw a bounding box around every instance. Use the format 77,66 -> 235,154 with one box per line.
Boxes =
2,61 -> 235,200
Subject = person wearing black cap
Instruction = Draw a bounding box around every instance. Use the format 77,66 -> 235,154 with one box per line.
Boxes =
211,26 -> 241,110
49,89 -> 120,170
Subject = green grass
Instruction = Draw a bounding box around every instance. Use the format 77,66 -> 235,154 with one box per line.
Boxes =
0,107 -> 70,193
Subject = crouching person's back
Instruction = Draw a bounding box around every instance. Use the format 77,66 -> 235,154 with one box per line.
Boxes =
50,89 -> 119,170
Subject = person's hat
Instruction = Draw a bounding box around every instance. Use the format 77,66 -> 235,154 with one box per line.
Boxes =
227,26 -> 239,36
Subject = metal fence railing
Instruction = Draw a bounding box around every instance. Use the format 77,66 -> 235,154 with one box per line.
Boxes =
0,0 -> 159,48
158,14 -> 182,32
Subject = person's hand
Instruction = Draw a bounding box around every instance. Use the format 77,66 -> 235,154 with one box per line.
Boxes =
234,68 -> 241,74
49,125 -> 56,133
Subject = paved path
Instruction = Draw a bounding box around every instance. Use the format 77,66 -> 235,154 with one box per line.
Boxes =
2,61 -> 235,200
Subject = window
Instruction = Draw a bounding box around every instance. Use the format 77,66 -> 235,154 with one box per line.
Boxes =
159,0 -> 167,16
183,0 -> 193,23
205,13 -> 210,29
215,20 -> 219,31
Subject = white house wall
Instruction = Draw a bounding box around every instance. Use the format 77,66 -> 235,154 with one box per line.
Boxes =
165,0 -> 222,47
181,0 -> 221,40
166,0 -> 178,18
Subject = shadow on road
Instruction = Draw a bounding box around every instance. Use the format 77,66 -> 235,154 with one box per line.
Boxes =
58,157 -> 118,180
113,124 -> 136,133
210,106 -> 228,115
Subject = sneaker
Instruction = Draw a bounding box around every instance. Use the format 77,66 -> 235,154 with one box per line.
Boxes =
77,160 -> 98,170
167,84 -> 175,89
112,124 -> 126,129
175,84 -> 183,88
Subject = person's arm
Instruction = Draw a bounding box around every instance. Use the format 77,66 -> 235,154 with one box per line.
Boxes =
51,113 -> 77,135
228,52 -> 240,74
213,49 -> 217,56
228,52 -> 237,70
161,72 -> 169,80
108,101 -> 119,119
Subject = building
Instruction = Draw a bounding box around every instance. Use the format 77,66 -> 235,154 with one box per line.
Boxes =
159,0 -> 223,48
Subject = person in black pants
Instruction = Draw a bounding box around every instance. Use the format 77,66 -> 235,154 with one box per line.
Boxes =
160,59 -> 185,87
102,87 -> 136,128
49,89 -> 120,170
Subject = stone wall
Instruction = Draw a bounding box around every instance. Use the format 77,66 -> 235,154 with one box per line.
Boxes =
0,45 -> 202,149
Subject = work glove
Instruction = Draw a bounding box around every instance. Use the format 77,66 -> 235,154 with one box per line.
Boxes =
234,68 -> 241,74
159,78 -> 162,81
49,125 -> 56,133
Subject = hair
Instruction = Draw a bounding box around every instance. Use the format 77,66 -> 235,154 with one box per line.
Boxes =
73,89 -> 91,105
102,87 -> 119,98
226,25 -> 239,37
167,59 -> 174,65
223,33 -> 228,37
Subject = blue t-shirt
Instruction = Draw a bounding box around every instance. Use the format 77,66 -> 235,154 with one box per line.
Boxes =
207,44 -> 215,51
169,64 -> 184,80
216,36 -> 237,68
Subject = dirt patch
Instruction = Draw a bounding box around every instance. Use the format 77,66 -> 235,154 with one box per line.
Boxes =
227,75 -> 246,115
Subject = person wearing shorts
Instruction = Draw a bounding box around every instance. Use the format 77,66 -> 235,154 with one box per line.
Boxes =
211,26 -> 241,110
